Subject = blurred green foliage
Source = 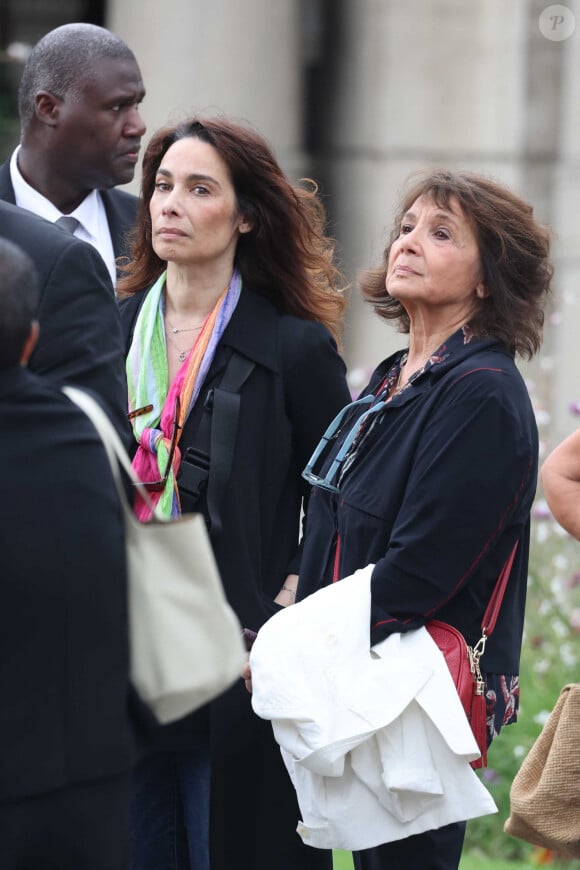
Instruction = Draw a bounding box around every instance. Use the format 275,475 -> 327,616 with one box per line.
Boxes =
464,501 -> 580,865
333,852 -> 354,869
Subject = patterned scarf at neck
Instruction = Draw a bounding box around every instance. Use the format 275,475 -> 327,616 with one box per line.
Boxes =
127,269 -> 242,520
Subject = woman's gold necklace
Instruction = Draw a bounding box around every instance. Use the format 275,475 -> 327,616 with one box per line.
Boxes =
166,320 -> 205,334
165,326 -> 199,363
163,312 -> 205,362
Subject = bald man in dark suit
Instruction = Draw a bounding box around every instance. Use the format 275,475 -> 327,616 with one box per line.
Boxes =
0,22 -> 146,285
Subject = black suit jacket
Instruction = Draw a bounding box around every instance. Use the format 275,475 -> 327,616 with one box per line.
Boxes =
0,366 -> 137,801
0,199 -> 128,436
100,187 -> 138,264
0,160 -> 138,267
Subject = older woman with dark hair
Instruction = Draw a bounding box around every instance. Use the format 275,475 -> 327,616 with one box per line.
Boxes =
296,169 -> 552,870
117,116 -> 350,870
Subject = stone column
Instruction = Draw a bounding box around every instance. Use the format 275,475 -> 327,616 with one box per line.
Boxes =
544,11 -> 580,443
107,0 -> 306,187
313,0 -> 564,391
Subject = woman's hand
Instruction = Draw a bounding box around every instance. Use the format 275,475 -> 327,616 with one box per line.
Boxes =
274,573 -> 298,607
242,659 -> 253,694
244,574 -> 299,694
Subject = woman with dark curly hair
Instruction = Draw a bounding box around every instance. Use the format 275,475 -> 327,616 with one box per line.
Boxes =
118,116 -> 349,870
295,169 -> 552,870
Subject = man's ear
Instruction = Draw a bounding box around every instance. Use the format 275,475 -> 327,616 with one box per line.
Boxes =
20,320 -> 39,366
34,91 -> 62,126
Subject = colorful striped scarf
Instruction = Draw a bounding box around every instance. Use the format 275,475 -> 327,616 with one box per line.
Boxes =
127,269 -> 242,520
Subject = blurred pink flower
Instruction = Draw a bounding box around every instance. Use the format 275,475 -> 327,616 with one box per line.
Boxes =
482,768 -> 500,783
533,500 -> 551,520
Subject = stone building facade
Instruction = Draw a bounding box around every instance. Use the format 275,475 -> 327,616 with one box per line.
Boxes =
1,0 -> 579,447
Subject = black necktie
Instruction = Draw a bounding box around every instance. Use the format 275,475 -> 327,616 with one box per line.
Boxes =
55,216 -> 80,235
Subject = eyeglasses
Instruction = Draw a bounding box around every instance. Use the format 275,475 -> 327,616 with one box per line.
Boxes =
132,397 -> 182,492
302,394 -> 388,493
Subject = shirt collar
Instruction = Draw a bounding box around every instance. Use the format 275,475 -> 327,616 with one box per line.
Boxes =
10,146 -> 101,241
370,326 -> 505,398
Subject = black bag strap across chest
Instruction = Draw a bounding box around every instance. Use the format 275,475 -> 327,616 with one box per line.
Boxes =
177,350 -> 255,536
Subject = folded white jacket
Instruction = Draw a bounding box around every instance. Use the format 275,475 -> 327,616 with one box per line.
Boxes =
250,565 -> 497,851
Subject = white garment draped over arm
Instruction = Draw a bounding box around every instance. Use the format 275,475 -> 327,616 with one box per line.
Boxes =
250,565 -> 497,851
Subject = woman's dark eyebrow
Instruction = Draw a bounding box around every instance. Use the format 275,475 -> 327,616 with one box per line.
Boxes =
402,208 -> 459,226
156,167 -> 221,188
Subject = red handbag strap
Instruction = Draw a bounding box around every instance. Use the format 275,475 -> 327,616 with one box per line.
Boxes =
481,541 -> 518,637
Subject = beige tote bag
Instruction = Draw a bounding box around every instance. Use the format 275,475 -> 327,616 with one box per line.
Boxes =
504,683 -> 580,858
64,386 -> 246,725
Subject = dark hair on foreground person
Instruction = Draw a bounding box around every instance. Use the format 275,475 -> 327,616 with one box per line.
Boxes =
0,238 -> 39,369
360,168 -> 552,358
118,115 -> 347,342
0,234 -> 142,870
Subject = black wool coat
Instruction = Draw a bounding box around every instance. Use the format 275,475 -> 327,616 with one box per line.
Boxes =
120,285 -> 350,870
120,285 -> 350,630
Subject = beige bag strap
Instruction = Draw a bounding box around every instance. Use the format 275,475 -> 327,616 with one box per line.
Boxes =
62,386 -> 160,522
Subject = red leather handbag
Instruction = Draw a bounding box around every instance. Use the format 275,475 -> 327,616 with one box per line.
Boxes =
426,542 -> 518,770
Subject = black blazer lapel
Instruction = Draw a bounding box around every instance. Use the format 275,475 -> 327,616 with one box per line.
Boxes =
100,188 -> 139,262
0,162 -> 17,203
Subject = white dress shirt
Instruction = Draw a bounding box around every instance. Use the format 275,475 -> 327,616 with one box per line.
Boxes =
250,566 -> 497,851
10,147 -> 117,286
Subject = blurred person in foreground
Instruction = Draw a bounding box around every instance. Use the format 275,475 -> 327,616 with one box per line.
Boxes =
1,22 -> 146,285
541,430 -> 580,538
117,115 -> 350,870
0,238 -> 138,869
293,169 -> 552,870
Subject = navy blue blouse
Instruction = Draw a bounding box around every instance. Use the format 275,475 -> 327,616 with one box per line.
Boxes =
298,327 -> 538,742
